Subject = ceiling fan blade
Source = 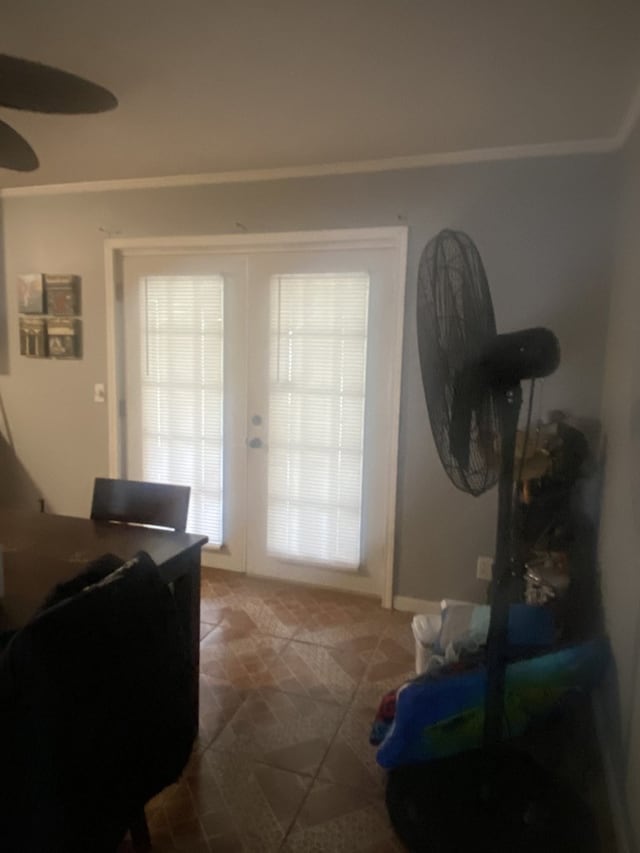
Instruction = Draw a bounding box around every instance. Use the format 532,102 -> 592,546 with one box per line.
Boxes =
0,54 -> 117,114
0,119 -> 38,171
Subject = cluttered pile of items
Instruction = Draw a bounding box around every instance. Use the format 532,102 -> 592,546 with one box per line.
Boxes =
372,408 -> 606,759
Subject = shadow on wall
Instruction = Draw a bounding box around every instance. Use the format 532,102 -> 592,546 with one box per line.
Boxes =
0,430 -> 42,511
596,659 -> 636,845
563,415 -> 606,643
0,202 -> 8,374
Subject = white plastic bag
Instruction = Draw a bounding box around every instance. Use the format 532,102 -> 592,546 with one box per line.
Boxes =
411,613 -> 442,674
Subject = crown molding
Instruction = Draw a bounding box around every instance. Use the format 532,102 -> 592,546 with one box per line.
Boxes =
0,134 -> 618,199
7,76 -> 640,201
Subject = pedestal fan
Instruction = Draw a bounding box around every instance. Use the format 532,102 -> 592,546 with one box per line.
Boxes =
385,229 -> 597,852
0,54 -> 117,172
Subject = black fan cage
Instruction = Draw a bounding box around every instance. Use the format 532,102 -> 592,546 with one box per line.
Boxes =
417,229 -> 501,496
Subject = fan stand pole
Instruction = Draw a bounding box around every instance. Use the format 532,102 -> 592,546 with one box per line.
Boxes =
483,384 -> 522,752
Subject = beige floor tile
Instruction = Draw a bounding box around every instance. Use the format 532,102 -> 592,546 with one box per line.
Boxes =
170,815 -> 212,851
238,595 -> 306,638
196,673 -> 248,750
200,595 -> 303,639
380,613 -> 417,659
295,612 -> 391,649
283,590 -> 390,644
200,627 -> 288,690
282,779 -> 403,853
212,687 -> 344,776
353,636 -> 416,711
201,567 -> 247,593
201,751 -> 312,852
200,621 -> 215,641
274,639 -> 372,704
318,704 -> 387,793
159,780 -> 199,825
141,779 -> 208,851
187,572 -> 618,853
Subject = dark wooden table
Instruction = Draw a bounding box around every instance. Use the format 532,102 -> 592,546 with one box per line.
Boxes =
0,510 -> 207,727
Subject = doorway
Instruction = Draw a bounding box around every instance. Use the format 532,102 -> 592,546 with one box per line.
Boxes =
105,229 -> 407,604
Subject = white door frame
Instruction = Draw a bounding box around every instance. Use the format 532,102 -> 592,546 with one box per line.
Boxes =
104,227 -> 407,607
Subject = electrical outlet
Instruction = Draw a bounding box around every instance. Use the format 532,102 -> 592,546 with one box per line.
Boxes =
476,555 -> 494,581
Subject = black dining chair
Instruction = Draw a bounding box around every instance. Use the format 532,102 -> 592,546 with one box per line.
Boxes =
90,477 -> 191,532
0,551 -> 195,853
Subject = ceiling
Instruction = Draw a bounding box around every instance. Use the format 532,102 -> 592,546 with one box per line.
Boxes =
1,0 -> 640,190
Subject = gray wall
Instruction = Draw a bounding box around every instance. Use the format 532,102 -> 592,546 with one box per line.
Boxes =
0,154 -> 616,601
599,121 -> 640,849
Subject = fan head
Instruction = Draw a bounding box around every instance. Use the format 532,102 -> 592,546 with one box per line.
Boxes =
417,229 -> 500,496
0,54 -> 117,172
417,229 -> 561,498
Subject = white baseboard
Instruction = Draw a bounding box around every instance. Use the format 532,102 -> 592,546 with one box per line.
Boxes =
392,595 -> 440,614
591,691 -> 634,853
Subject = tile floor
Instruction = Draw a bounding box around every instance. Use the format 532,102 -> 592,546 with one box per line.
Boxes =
116,567 -> 618,853
144,568 -> 414,852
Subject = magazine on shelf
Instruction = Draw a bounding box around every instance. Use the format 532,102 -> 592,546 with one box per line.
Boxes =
44,274 -> 81,316
46,317 -> 81,359
18,274 -> 45,314
19,317 -> 47,357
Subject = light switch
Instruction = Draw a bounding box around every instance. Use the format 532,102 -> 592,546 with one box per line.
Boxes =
94,383 -> 106,403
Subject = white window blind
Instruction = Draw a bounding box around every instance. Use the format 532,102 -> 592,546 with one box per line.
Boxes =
138,275 -> 224,544
267,272 -> 369,569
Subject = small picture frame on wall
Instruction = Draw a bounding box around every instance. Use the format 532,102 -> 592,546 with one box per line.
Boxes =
18,274 -> 45,314
18,271 -> 83,360
19,317 -> 47,357
46,318 -> 81,359
44,274 -> 81,316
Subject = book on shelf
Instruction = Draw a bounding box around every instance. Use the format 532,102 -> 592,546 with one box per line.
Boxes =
44,274 -> 81,316
19,317 -> 47,357
46,318 -> 81,359
18,274 -> 45,314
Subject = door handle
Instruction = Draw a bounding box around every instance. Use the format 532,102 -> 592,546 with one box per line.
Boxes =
248,437 -> 263,449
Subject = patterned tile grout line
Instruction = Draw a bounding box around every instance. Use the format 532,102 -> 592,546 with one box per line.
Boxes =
198,623 -> 350,851
160,761 -> 205,851
198,629 -> 298,851
199,624 -> 342,756
277,695 -> 354,851
197,581 -> 404,851
276,625 -> 388,850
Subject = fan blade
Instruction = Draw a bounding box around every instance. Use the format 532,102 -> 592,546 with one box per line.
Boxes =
0,55 -> 117,114
450,364 -> 496,493
450,369 -> 475,473
0,119 -> 38,171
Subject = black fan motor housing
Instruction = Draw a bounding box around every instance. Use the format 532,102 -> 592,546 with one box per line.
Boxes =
481,327 -> 560,388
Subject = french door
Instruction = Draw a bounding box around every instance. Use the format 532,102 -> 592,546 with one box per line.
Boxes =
110,230 -> 406,600
121,252 -> 248,574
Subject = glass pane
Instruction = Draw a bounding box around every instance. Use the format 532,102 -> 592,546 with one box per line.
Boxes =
140,275 -> 224,544
267,272 -> 369,568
